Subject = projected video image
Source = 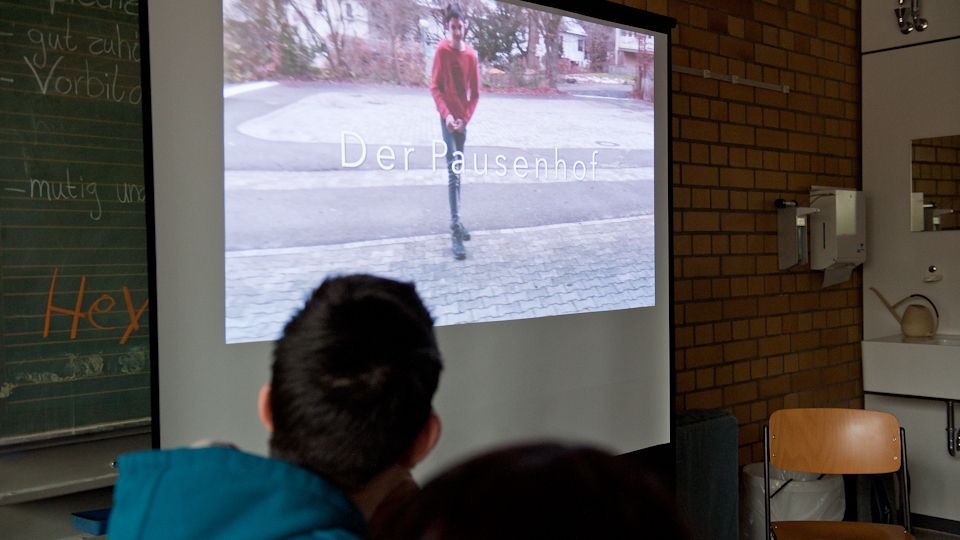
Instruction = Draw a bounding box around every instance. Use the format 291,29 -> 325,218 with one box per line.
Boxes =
224,0 -> 657,344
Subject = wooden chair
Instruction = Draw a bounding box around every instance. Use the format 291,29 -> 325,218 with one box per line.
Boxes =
763,408 -> 915,540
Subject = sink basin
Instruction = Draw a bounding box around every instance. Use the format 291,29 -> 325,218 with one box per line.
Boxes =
925,337 -> 960,346
862,334 -> 960,400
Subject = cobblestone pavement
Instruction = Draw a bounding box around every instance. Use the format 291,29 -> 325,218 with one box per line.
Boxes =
225,166 -> 654,190
226,214 -> 655,344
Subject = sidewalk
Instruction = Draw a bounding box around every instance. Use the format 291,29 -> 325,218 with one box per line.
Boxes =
235,87 -> 655,151
226,214 -> 655,344
225,167 -> 654,190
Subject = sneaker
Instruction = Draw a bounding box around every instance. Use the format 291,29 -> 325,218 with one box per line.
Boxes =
452,231 -> 466,260
459,224 -> 471,241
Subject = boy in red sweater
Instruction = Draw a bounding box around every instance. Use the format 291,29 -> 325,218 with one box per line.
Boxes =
430,4 -> 479,260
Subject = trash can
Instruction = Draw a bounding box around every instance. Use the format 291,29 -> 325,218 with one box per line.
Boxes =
740,462 -> 845,540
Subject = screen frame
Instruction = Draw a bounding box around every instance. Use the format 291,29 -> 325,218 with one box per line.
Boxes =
143,0 -> 677,478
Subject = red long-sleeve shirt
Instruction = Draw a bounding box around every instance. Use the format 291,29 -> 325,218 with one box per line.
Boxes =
430,38 -> 480,126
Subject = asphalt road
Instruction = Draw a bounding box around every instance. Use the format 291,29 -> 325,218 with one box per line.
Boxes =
224,82 -> 655,251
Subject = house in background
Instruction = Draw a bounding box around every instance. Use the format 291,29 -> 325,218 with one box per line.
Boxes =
559,17 -> 588,68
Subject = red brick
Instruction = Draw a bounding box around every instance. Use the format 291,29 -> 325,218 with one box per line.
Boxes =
755,44 -> 787,68
721,124 -> 755,145
791,292 -> 820,311
682,119 -> 720,142
719,36 -> 754,61
684,256 -> 721,277
754,2 -> 786,27
686,344 -> 724,368
759,335 -> 791,357
687,388 -> 723,409
788,12 -> 817,36
755,170 -> 787,190
789,93 -> 818,114
681,26 -> 720,53
787,52 -> 818,75
822,365 -> 849,385
755,128 -> 788,149
681,73 -> 721,97
792,369 -> 821,391
820,291 -> 847,309
719,212 -> 755,232
725,339 -> 758,362
724,0 -> 753,19
719,168 -> 755,188
818,20 -> 844,44
724,297 -> 758,318
681,163 -> 720,185
725,382 -> 759,405
821,327 -> 849,346
791,331 -> 820,352
685,300 -> 724,324
708,11 -> 727,33
789,132 -> 818,152
759,375 -> 791,398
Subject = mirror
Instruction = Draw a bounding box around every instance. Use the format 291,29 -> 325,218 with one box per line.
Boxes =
911,135 -> 960,232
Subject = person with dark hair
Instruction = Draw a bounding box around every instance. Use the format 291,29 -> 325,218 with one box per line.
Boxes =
431,3 -> 479,260
107,275 -> 444,540
386,443 -> 692,540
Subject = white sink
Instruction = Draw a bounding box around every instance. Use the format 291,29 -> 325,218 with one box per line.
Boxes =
862,334 -> 960,400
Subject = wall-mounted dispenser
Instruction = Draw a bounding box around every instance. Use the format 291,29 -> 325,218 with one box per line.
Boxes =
776,200 -> 818,270
911,192 -> 925,231
810,186 -> 866,287
924,206 -> 953,232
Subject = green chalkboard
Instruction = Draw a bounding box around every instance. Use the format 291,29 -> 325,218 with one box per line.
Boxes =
0,0 -> 151,445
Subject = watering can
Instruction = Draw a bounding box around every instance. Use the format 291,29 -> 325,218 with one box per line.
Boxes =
870,287 -> 939,337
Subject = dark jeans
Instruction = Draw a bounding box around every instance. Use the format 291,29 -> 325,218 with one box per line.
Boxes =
441,119 -> 466,228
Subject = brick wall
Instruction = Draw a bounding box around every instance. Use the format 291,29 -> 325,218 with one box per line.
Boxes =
603,0 -> 863,465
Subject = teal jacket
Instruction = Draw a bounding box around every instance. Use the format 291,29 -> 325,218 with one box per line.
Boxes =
107,447 -> 368,540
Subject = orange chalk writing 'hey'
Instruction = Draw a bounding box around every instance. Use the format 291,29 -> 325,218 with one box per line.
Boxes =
43,268 -> 148,344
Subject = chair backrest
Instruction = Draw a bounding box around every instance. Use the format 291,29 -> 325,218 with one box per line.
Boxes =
768,408 -> 902,475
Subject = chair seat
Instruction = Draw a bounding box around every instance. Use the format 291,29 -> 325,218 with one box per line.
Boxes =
772,521 -> 915,540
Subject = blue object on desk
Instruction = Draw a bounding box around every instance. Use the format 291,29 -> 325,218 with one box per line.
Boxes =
71,508 -> 111,536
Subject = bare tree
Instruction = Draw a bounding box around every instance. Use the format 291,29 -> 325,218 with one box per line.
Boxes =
315,0 -> 352,78
225,0 -> 319,81
581,21 -> 614,73
536,12 -> 563,89
636,33 -> 654,101
358,0 -> 421,82
524,10 -> 539,71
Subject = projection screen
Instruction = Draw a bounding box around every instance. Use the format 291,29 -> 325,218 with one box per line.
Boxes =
147,0 -> 673,477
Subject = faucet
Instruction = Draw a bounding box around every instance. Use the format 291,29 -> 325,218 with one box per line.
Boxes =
913,0 -> 929,31
896,0 -> 928,34
896,0 -> 914,34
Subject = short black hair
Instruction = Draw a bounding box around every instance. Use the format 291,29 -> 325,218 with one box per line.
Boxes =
268,274 -> 442,492
443,3 -> 463,25
387,443 -> 692,540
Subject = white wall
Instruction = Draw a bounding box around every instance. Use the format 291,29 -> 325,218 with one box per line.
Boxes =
862,40 -> 960,340
861,5 -> 960,524
861,1 -> 960,53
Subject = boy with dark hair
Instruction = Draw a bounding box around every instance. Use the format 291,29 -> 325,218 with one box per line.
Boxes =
107,275 -> 443,540
431,3 -> 479,260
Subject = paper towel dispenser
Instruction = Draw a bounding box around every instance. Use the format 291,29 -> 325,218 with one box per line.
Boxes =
776,200 -> 819,270
809,186 -> 865,287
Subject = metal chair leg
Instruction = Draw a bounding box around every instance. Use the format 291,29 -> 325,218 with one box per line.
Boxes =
764,424 -> 773,540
